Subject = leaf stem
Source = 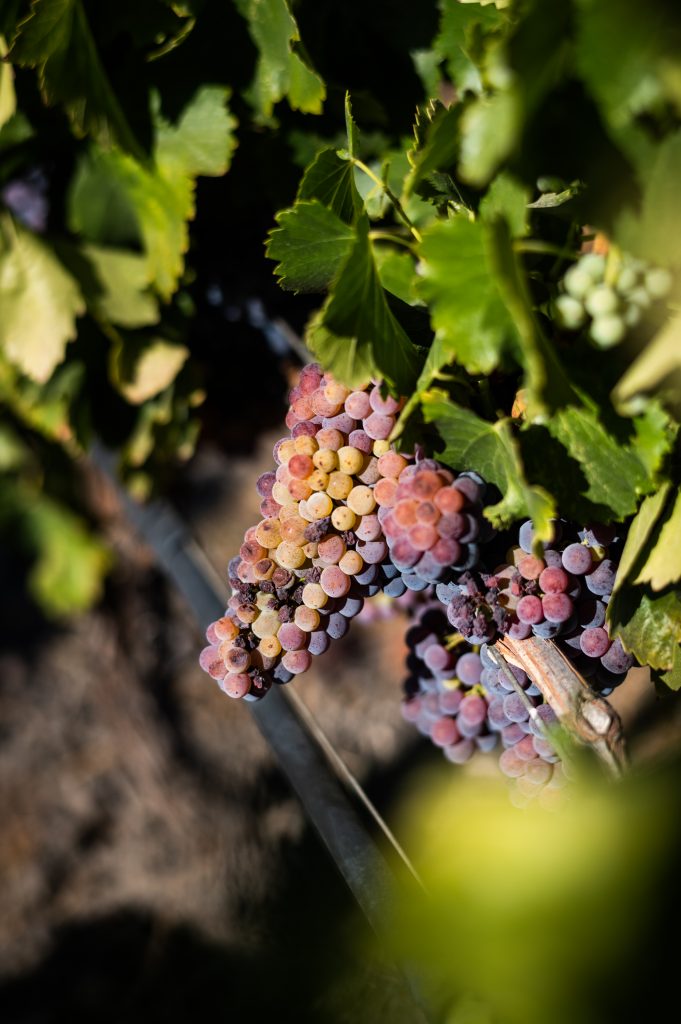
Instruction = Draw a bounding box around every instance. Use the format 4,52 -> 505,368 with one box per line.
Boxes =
349,156 -> 422,243
514,239 -> 579,260
368,230 -> 415,250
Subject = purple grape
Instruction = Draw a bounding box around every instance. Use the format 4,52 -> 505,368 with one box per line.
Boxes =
561,543 -> 593,575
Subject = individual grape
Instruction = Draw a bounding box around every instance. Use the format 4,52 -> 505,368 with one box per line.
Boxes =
455,652 -> 483,685
539,566 -> 569,594
517,595 -> 544,624
320,566 -> 351,598
443,739 -> 475,764
281,649 -> 313,675
590,314 -> 625,348
580,627 -> 610,658
431,717 -> 461,748
555,293 -> 586,330
277,622 -> 308,651
584,559 -> 616,596
221,673 -> 251,699
326,613 -> 350,640
308,630 -> 331,656
600,637 -> 634,675
644,267 -> 672,298
584,285 -> 618,317
561,543 -> 593,575
541,592 -> 574,624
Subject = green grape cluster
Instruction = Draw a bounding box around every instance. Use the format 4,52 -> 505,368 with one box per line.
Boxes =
554,251 -> 672,349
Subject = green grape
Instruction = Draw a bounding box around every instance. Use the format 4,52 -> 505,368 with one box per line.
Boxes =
616,263 -> 639,294
623,303 -> 642,328
564,265 -> 593,299
629,285 -> 652,309
579,252 -> 606,281
645,267 -> 673,299
590,314 -> 625,348
536,175 -> 565,193
555,293 -> 586,330
585,284 -> 618,317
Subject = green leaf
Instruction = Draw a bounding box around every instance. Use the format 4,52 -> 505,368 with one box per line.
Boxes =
24,493 -> 111,616
434,0 -> 504,93
634,489 -> 681,591
266,200 -> 356,293
0,220 -> 84,383
237,0 -> 325,118
81,245 -> 159,328
656,644 -> 681,692
608,586 -> 681,671
0,355 -> 84,444
613,484 -> 671,590
67,86 -> 238,299
374,248 -> 420,306
615,131 -> 681,267
308,217 -> 420,393
305,311 -> 376,391
574,0 -> 681,167
421,389 -> 556,540
0,35 -> 16,129
155,85 -> 237,177
111,334 -> 189,405
307,216 -> 421,391
547,405 -> 667,520
416,215 -> 518,375
297,148 -> 363,224
9,0 -> 143,156
404,102 -> 463,198
458,89 -> 520,188
479,171 -> 529,238
613,310 -> 681,413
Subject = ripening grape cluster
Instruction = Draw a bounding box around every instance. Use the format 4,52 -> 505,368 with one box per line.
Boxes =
400,604 -> 567,805
446,518 -> 633,696
200,364 -> 410,699
199,361 -> 637,797
554,250 -> 672,349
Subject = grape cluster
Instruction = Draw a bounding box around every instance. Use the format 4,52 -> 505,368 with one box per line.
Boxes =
554,251 -> 672,349
400,606 -> 566,803
200,365 -> 405,699
375,460 -> 488,592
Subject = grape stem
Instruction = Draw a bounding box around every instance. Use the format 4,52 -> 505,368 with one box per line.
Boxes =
345,155 -> 422,243
495,635 -> 627,777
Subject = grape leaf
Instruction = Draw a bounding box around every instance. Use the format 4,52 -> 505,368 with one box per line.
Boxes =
403,102 -> 463,198
155,85 -> 237,177
307,217 -> 420,393
416,215 -> 518,375
546,405 -> 668,520
111,334 -> 189,405
22,492 -> 111,616
266,200 -> 356,293
574,0 -> 681,168
80,245 -> 159,328
374,248 -> 420,306
612,484 -> 671,590
608,585 -> 681,671
656,644 -> 681,693
305,312 -> 376,391
614,131 -> 681,267
613,310 -> 681,413
0,221 -> 85,383
459,91 -> 520,188
68,87 -> 236,299
297,148 -> 363,224
0,35 -> 16,129
479,172 -> 529,238
9,0 -> 143,156
420,389 -> 556,540
634,489 -> 681,591
236,0 -> 325,118
433,0 -> 504,93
